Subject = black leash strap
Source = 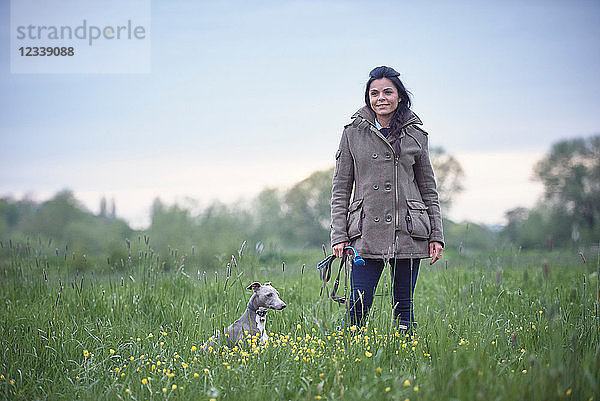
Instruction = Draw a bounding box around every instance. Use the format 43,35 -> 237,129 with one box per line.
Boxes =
317,254 -> 348,304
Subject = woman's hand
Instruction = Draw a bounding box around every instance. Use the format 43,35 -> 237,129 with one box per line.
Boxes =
333,242 -> 350,258
429,241 -> 443,265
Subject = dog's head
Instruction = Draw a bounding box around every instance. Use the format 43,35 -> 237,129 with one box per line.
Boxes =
247,282 -> 286,310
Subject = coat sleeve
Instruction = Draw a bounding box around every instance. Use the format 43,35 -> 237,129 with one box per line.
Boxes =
413,135 -> 445,247
330,129 -> 354,246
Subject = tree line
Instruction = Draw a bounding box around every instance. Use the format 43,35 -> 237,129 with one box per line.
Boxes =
502,135 -> 600,249
1,136 -> 598,269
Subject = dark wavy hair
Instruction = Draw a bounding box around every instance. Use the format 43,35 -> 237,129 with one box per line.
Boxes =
364,66 -> 412,134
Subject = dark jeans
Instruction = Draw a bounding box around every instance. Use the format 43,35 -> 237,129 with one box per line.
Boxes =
349,258 -> 420,328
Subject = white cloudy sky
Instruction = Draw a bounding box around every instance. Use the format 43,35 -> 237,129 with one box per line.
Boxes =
1,0 -> 599,228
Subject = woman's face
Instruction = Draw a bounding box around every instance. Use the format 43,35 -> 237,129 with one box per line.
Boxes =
368,78 -> 399,119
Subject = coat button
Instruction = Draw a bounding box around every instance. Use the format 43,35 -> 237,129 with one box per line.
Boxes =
385,215 -> 392,222
373,184 -> 379,190
372,153 -> 378,159
384,183 -> 392,191
373,216 -> 380,222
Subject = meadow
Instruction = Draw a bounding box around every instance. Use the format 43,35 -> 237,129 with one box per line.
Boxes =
0,237 -> 598,401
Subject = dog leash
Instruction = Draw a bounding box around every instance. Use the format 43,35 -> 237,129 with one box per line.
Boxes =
317,246 -> 365,304
317,253 -> 347,303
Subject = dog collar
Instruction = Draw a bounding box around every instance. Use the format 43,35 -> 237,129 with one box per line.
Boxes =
256,309 -> 267,317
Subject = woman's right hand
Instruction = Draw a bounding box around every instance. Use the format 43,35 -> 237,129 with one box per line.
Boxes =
333,242 -> 350,258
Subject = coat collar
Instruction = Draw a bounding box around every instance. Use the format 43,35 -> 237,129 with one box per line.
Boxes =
353,105 -> 423,128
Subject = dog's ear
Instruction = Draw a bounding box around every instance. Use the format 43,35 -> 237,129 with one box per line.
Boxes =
247,282 -> 261,291
264,281 -> 272,286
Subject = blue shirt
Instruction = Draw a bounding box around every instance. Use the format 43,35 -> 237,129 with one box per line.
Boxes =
375,118 -> 391,138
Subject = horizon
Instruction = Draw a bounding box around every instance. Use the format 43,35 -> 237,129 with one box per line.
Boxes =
3,146 -> 545,230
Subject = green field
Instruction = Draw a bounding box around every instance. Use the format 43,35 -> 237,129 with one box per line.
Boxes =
1,239 -> 599,400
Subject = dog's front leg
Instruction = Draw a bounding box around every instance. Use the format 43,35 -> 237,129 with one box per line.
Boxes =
259,328 -> 268,344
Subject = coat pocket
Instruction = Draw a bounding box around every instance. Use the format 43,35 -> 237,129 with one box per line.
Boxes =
347,198 -> 364,240
405,199 -> 431,240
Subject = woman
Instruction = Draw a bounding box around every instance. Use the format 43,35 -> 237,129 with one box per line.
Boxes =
330,66 -> 444,329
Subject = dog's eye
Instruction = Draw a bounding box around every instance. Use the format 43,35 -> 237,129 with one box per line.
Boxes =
267,293 -> 273,297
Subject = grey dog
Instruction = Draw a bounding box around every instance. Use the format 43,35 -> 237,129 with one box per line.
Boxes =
202,281 -> 286,350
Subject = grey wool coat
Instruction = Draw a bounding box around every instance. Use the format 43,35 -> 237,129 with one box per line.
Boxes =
330,106 -> 444,259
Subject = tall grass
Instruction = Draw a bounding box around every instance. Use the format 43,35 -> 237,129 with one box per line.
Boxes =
0,238 -> 598,400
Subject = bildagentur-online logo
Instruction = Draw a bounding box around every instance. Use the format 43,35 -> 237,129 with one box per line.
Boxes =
15,19 -> 147,46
